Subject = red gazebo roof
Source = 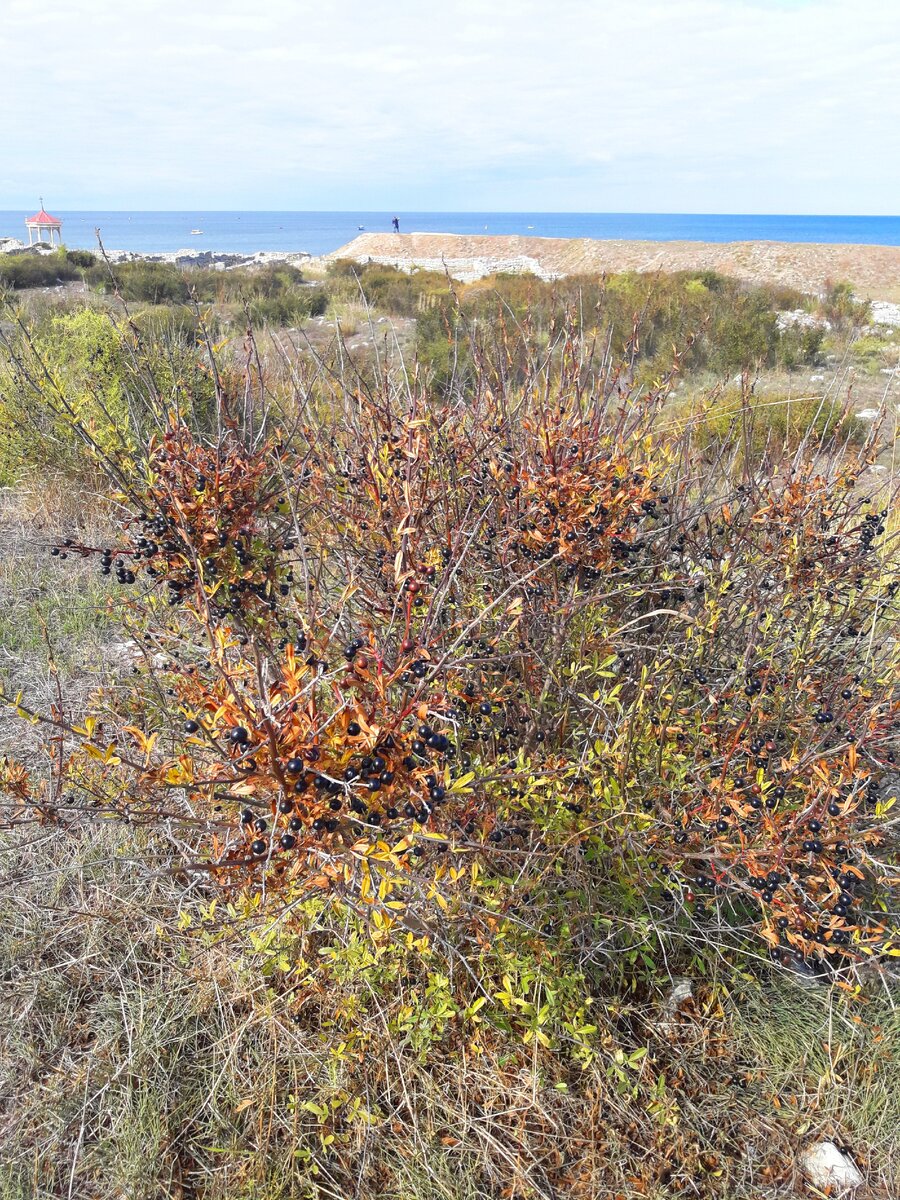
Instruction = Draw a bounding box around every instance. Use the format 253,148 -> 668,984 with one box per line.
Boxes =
26,207 -> 62,226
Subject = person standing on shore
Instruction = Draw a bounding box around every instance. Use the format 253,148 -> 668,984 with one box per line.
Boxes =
392,216 -> 400,232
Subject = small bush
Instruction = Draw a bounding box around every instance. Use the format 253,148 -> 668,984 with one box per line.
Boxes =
0,248 -> 90,290
3,307 -> 897,978
778,322 -> 827,371
0,306 -> 218,483
821,280 -> 871,327
1,302 -> 899,1198
130,303 -> 204,342
247,290 -> 325,326
63,247 -> 98,269
92,260 -> 192,304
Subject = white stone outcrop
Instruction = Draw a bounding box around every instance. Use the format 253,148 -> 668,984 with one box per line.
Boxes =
101,248 -> 312,270
776,308 -> 831,332
0,238 -> 54,256
336,251 -> 558,283
869,300 -> 900,327
0,239 -> 312,270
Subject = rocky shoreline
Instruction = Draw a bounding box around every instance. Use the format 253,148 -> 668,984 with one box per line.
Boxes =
0,237 -> 313,271
103,247 -> 313,270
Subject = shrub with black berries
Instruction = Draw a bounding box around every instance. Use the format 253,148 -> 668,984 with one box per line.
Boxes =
2,304 -> 899,990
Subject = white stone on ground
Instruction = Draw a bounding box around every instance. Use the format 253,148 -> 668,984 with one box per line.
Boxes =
668,978 -> 693,1007
799,1141 -> 863,1193
869,300 -> 900,327
776,309 -> 831,332
657,978 -> 693,1035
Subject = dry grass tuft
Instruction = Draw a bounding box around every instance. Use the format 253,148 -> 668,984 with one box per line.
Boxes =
1,817 -> 898,1199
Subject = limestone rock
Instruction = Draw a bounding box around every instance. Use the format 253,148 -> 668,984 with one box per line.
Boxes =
658,977 -> 693,1035
869,300 -> 900,327
776,308 -> 831,332
101,248 -> 312,270
799,1141 -> 863,1193
667,978 -> 693,1008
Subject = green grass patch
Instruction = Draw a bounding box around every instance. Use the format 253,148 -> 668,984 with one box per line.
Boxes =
853,333 -> 898,374
675,387 -> 867,455
732,981 -> 900,1190
0,550 -> 111,666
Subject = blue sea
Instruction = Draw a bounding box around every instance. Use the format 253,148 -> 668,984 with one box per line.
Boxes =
1,211 -> 899,257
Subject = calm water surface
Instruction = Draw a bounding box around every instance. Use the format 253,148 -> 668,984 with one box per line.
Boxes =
2,211 -> 899,256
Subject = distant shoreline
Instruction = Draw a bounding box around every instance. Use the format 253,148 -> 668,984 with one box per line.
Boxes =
3,230 -> 900,301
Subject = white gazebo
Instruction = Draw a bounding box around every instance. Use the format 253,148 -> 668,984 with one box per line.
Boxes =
25,201 -> 62,246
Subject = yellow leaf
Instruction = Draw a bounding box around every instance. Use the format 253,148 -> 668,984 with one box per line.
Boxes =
451,771 -> 476,793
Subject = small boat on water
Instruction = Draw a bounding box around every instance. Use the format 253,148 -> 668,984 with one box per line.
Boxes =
190,229 -> 203,235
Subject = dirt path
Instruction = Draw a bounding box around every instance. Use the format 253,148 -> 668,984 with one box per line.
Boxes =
330,232 -> 900,299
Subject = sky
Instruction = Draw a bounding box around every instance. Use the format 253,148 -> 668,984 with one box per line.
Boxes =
1,0 -> 898,214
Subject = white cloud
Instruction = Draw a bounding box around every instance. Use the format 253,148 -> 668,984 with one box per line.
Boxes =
0,0 -> 898,211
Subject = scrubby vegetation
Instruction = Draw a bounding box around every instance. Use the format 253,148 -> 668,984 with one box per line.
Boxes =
0,265 -> 898,1199
0,249 -> 327,327
1,246 -> 867,377
328,261 -> 855,382
0,246 -> 98,290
